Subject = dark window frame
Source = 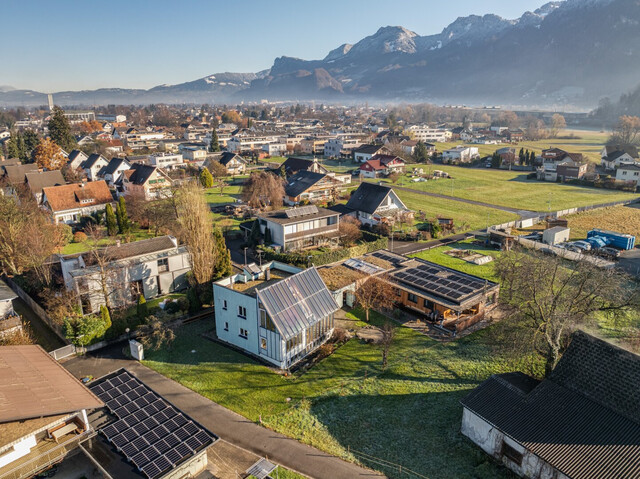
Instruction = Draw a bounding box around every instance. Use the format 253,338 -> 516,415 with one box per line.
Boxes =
501,441 -> 523,466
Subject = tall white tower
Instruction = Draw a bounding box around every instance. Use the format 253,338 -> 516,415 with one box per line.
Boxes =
47,93 -> 54,111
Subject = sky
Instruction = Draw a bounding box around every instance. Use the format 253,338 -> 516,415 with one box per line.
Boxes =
2,0 -> 547,92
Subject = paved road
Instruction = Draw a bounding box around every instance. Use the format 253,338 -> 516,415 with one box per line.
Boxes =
63,344 -> 384,479
392,184 -> 539,219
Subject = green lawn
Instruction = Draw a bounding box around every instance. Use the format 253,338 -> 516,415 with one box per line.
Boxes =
203,184 -> 243,206
409,239 -> 502,282
393,188 -> 519,231
144,310 -> 535,478
379,167 -> 637,212
434,128 -> 608,164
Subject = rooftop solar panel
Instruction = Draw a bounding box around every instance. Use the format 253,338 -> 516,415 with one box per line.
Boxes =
89,369 -> 216,479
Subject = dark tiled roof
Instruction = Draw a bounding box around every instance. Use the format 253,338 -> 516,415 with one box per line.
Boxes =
604,145 -> 639,158
82,153 -> 109,169
353,144 -> 386,155
281,157 -> 327,175
345,182 -> 392,215
75,236 -> 179,263
25,170 -> 65,196
127,163 -> 158,185
218,152 -> 245,166
258,206 -> 338,225
99,157 -> 130,176
461,331 -> 640,479
257,268 -> 339,340
284,170 -> 326,198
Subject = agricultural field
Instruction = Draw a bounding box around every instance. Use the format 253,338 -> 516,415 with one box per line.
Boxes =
434,128 -> 608,164
566,204 -> 640,240
377,166 -> 638,211
145,311 -> 532,479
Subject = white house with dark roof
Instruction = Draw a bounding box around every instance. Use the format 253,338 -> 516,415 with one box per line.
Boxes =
81,153 -> 110,181
97,157 -> 131,186
213,264 -> 339,369
615,163 -> 640,186
345,182 -> 412,226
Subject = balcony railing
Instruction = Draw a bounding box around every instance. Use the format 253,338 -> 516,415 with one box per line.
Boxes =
286,224 -> 339,240
0,429 -> 94,479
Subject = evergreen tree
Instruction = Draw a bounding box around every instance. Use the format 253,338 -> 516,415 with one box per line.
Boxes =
519,147 -> 525,163
264,226 -> 272,245
530,150 -> 536,165
116,196 -> 131,234
105,204 -> 118,236
15,132 -> 27,162
279,164 -> 287,180
100,305 -> 112,330
248,220 -> 261,248
137,294 -> 148,319
213,227 -> 232,279
187,288 -> 201,313
209,129 -> 220,152
200,168 -> 214,188
5,135 -> 21,160
48,106 -> 76,151
413,141 -> 429,163
491,152 -> 501,168
23,129 -> 39,155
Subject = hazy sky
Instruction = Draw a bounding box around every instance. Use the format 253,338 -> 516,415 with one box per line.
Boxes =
2,0 -> 546,92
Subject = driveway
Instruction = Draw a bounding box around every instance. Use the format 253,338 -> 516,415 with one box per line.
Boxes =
63,344 -> 384,479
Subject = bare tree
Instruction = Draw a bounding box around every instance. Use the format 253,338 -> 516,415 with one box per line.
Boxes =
380,320 -> 396,371
83,225 -> 124,311
609,115 -> 640,146
242,171 -> 285,209
549,114 -> 567,138
138,315 -> 175,351
174,182 -> 217,285
338,216 -> 362,246
355,276 -> 396,322
495,248 -> 639,376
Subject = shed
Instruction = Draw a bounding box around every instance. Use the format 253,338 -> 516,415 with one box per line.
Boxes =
542,227 -> 570,246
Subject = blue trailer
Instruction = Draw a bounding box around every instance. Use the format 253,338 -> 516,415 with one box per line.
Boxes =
585,236 -> 609,249
587,229 -> 636,250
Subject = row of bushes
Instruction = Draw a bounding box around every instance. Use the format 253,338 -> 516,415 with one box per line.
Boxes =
258,231 -> 388,267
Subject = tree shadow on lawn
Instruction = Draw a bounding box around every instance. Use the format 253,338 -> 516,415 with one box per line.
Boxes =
306,390 -> 514,479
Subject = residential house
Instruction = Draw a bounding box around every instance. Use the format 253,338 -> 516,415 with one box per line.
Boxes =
323,137 -> 364,158
505,129 -> 524,142
461,331 -> 640,479
405,125 -> 451,143
97,157 -> 131,186
0,345 -> 103,479
556,162 -> 588,181
59,236 -> 191,313
1,163 -> 38,194
180,145 -> 208,163
353,144 -> 389,163
81,154 -> 110,181
358,154 -> 405,178
538,149 -> 586,182
300,138 -> 327,155
284,170 -> 343,205
345,182 -> 412,226
601,148 -> 639,170
213,264 -> 339,369
25,170 -> 66,203
205,152 -> 247,175
120,164 -> 173,200
42,181 -> 114,224
262,142 -> 288,156
615,164 -> 640,186
496,147 -> 517,166
148,152 -> 184,170
256,205 -> 340,251
280,157 -> 328,176
67,149 -> 89,170
442,146 -> 480,163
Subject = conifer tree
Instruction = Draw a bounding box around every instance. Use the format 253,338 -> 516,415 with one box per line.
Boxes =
200,167 -> 214,188
116,196 -> 130,234
48,106 -> 76,151
213,227 -> 232,279
100,305 -> 112,330
105,204 -> 118,236
137,294 -> 148,319
209,129 -> 220,152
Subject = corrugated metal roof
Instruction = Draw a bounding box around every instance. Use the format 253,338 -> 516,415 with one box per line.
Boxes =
257,268 -> 339,340
461,332 -> 640,479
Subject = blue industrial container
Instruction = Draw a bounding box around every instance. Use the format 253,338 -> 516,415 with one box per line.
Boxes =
586,236 -> 609,249
587,229 -> 636,250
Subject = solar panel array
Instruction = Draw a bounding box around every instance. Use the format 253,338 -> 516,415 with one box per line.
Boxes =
369,250 -> 407,266
393,262 -> 488,302
344,258 -> 384,275
285,205 -> 319,218
89,370 -> 215,479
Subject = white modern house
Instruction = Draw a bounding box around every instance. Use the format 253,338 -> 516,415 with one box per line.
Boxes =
59,236 -> 191,313
148,152 -> 184,170
442,146 -> 480,163
405,125 -> 451,143
616,164 -> 640,186
213,264 -> 339,369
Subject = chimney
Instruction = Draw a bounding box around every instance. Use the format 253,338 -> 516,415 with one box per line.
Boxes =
264,268 -> 271,281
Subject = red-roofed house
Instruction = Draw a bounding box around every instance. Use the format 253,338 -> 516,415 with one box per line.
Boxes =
358,154 -> 405,178
42,180 -> 114,224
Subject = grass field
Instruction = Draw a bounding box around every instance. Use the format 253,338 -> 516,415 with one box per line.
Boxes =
410,239 -> 503,282
434,128 -> 608,164
144,310 -> 539,479
203,184 -> 243,206
376,166 -> 637,212
566,204 -> 640,240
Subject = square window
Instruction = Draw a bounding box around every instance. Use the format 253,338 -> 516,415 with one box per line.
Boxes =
238,306 -> 247,318
157,258 -> 169,273
408,293 -> 418,304
239,328 -> 248,338
501,441 -> 523,466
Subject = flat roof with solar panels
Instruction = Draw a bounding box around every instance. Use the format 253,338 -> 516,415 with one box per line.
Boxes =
87,369 -> 216,479
257,205 -> 339,225
390,258 -> 499,310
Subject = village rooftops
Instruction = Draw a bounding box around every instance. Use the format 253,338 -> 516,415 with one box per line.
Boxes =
461,331 -> 640,479
42,180 -> 113,212
258,205 -> 338,225
0,345 -> 103,424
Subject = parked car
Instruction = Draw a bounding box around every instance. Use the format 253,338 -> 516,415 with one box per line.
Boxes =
573,241 -> 592,252
596,247 -> 621,260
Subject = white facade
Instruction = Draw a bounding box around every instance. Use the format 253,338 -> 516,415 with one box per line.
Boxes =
149,153 -> 184,170
542,227 -> 570,245
262,143 -> 288,156
406,125 -> 452,143
323,137 -> 363,158
442,146 -> 479,163
615,165 -> 640,185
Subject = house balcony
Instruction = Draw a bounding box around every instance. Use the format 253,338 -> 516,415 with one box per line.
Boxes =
286,224 -> 340,241
0,429 -> 94,479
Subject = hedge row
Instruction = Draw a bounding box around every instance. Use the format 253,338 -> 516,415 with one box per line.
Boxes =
258,232 -> 388,267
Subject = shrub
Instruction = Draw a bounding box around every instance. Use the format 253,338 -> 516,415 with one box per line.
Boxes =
187,288 -> 201,313
58,224 -> 73,245
164,301 -> 181,314
73,231 -> 88,243
63,314 -> 108,346
176,297 -> 189,312
100,305 -> 112,330
137,295 -> 148,319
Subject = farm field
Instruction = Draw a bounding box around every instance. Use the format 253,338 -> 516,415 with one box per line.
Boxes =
566,204 -> 640,240
144,311 -> 529,479
434,128 -> 608,163
393,188 -> 519,231
375,167 -> 638,211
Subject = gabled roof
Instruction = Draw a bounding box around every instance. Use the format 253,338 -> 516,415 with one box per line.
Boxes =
285,170 -> 327,198
99,157 -> 130,176
370,154 -> 404,166
25,170 -> 65,196
617,163 -> 640,172
67,149 -> 88,164
353,144 -> 387,155
461,331 -> 640,479
606,150 -> 636,162
0,345 -> 103,423
257,268 -> 339,340
1,163 -> 38,184
346,182 -> 406,215
603,145 -> 639,158
126,163 -> 164,186
43,181 -> 113,212
82,153 -> 109,169
280,157 -> 328,175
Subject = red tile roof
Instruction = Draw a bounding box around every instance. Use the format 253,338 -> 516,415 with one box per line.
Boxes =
43,180 -> 113,212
